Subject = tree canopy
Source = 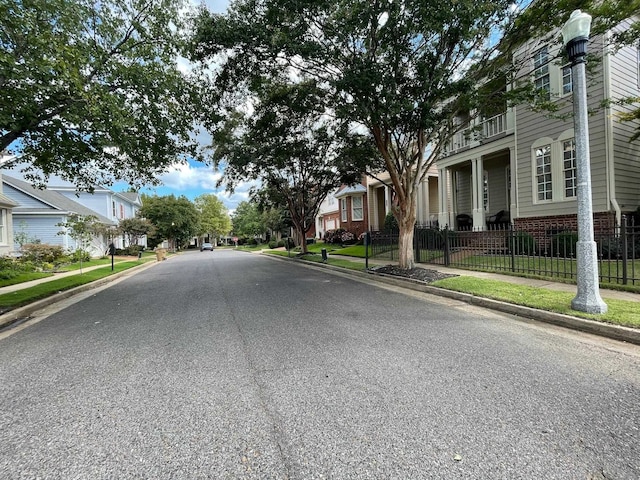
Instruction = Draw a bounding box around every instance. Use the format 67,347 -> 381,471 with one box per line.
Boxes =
1,0 -> 210,190
190,0 -> 520,267
231,201 -> 264,239
194,193 -> 232,240
208,78 -> 375,253
139,194 -> 200,249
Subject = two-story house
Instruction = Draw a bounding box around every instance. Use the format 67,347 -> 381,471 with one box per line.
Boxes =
367,17 -> 640,236
1,162 -> 145,256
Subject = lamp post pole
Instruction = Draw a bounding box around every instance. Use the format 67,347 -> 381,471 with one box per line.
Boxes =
562,10 -> 607,314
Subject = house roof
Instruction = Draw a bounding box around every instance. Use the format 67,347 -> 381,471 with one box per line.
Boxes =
0,192 -> 18,208
2,175 -> 116,225
117,191 -> 142,206
334,184 -> 367,199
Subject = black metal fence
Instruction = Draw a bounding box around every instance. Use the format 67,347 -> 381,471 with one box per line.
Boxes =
370,217 -> 640,286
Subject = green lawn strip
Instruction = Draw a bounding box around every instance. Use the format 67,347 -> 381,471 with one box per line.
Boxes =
0,272 -> 53,287
431,276 -> 640,328
0,261 -> 143,310
265,250 -> 367,271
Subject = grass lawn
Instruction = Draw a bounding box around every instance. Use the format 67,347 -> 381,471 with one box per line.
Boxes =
0,272 -> 53,288
266,249 -> 368,271
431,276 -> 640,329
265,250 -> 640,329
0,261 -> 145,311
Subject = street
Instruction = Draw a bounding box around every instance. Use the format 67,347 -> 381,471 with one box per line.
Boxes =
1,249 -> 639,479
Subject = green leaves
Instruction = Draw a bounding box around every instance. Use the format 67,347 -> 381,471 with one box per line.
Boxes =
1,0 -> 211,190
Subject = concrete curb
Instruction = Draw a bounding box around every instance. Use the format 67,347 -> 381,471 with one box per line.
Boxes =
0,260 -> 160,330
263,253 -> 640,347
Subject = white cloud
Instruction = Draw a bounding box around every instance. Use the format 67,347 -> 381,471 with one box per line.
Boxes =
159,162 -> 222,191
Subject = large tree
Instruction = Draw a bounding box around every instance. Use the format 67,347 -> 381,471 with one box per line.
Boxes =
139,194 -> 200,249
190,0 -> 519,268
208,79 -> 374,253
231,201 -> 265,240
194,193 -> 231,244
0,0 -> 209,190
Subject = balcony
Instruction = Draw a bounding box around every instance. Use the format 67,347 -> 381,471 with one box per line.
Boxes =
443,112 -> 510,156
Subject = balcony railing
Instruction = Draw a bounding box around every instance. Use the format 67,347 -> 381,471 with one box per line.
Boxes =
444,112 -> 509,155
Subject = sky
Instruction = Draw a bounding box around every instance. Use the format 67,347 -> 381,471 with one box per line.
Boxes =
121,0 -> 240,210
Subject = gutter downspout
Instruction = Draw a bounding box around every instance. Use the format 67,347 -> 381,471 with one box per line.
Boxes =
603,31 -> 621,225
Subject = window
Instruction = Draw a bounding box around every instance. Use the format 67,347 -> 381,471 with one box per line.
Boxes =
341,198 -> 347,222
562,64 -> 573,95
533,47 -> 550,99
112,200 -> 116,217
0,209 -> 5,244
352,196 -> 364,221
535,144 -> 553,201
563,139 -> 577,198
532,131 -> 576,204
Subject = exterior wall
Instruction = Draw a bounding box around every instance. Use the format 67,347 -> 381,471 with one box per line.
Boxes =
607,23 -> 640,214
12,215 -> 68,248
514,34 -> 610,219
59,190 -> 111,218
338,195 -> 368,237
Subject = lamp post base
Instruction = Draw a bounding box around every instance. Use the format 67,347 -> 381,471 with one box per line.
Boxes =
571,240 -> 608,314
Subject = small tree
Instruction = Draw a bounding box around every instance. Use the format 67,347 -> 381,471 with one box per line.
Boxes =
13,221 -> 35,251
119,216 -> 154,248
57,214 -> 101,272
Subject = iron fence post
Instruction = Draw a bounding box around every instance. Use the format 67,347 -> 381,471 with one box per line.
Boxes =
444,226 -> 450,266
622,215 -> 628,285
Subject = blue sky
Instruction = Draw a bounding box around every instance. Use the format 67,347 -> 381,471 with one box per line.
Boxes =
123,0 -> 240,210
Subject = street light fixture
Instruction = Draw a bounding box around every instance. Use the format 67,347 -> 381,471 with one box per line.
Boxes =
561,10 -> 607,314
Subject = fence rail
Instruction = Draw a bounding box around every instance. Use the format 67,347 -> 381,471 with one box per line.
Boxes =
370,218 -> 640,286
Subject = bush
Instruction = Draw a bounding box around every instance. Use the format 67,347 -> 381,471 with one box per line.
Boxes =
116,245 -> 145,256
20,243 -> 67,265
277,239 -> 285,248
384,212 -> 399,232
509,232 -> 536,255
70,249 -> 91,263
324,228 -> 356,245
268,240 -> 278,249
551,231 -> 578,258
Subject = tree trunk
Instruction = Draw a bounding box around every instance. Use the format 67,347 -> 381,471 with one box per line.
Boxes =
397,218 -> 415,269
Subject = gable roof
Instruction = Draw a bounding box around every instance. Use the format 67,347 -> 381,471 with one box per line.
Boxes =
334,184 -> 367,199
116,191 -> 142,206
2,175 -> 116,225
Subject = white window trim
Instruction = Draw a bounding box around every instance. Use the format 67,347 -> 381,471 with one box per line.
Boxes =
531,129 -> 577,205
351,195 -> 364,221
341,198 -> 347,222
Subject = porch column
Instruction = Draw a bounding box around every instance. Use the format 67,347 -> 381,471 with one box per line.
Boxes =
438,167 -> 451,228
471,157 -> 485,230
509,146 -> 517,219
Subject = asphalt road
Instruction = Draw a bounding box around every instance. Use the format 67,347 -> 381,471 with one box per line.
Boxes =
1,249 -> 639,479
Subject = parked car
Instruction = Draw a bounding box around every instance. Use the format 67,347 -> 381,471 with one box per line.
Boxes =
200,242 -> 213,251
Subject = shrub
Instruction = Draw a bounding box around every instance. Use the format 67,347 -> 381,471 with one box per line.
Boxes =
324,228 -> 356,245
70,249 -> 91,263
384,212 -> 399,232
20,243 -> 67,265
116,245 -> 145,256
509,232 -> 536,255
551,231 -> 578,258
277,239 -> 285,248
268,240 -> 278,249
